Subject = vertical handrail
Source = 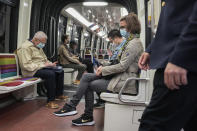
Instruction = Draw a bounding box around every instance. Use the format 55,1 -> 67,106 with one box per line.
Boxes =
52,17 -> 56,58
49,17 -> 53,58
49,17 -> 56,59
151,0 -> 156,35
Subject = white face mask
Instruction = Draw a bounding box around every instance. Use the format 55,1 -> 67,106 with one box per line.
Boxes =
120,28 -> 127,38
36,43 -> 45,48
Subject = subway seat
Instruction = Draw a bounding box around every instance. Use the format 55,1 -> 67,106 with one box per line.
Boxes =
0,53 -> 42,95
101,70 -> 151,131
63,68 -> 77,85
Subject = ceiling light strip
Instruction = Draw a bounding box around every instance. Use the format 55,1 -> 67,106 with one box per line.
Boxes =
65,7 -> 93,27
83,2 -> 108,6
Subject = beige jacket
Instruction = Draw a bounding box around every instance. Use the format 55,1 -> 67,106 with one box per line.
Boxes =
58,44 -> 80,65
17,40 -> 50,77
101,38 -> 144,95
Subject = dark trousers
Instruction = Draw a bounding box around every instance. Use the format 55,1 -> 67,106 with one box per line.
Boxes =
139,69 -> 197,131
34,68 -> 64,102
81,58 -> 94,73
62,64 -> 86,80
64,73 -> 110,116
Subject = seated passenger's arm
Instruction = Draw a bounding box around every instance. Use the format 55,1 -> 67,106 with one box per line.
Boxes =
98,59 -> 110,66
107,49 -> 113,57
62,46 -> 80,64
18,48 -> 45,72
102,41 -> 143,76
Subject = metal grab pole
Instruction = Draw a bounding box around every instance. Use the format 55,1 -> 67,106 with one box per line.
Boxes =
49,17 -> 56,59
151,0 -> 156,35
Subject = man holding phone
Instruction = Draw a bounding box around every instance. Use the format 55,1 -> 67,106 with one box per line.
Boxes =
17,31 -> 67,109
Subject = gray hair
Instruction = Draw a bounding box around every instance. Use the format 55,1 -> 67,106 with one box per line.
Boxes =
33,31 -> 48,40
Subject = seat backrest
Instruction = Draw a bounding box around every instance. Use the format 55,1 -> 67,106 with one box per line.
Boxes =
85,54 -> 91,59
0,53 -> 19,80
138,70 -> 151,103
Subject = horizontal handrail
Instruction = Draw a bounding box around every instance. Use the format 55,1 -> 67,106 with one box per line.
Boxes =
118,77 -> 149,105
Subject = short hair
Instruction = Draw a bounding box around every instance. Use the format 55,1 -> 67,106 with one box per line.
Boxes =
70,41 -> 77,48
33,31 -> 48,40
125,12 -> 141,34
61,35 -> 69,43
108,29 -> 122,39
107,30 -> 113,38
120,16 -> 126,22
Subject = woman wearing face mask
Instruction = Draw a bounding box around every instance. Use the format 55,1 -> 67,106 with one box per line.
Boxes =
119,16 -> 128,38
58,35 -> 86,85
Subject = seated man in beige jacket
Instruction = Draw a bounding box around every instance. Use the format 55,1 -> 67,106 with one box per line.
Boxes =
58,35 -> 86,85
17,31 -> 67,109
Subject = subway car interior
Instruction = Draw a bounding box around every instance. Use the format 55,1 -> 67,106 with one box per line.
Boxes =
0,0 -> 163,131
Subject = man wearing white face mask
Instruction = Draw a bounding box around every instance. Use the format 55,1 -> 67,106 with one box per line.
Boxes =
17,31 -> 68,109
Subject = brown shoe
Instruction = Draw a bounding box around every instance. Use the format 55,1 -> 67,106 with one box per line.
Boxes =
73,80 -> 80,85
55,95 -> 69,101
46,101 -> 59,109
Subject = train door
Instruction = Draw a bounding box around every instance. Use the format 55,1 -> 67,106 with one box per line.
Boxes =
145,0 -> 162,47
0,0 -> 19,53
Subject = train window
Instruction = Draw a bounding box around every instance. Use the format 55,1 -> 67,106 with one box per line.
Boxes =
84,31 -> 91,48
71,24 -> 78,41
0,1 -> 19,53
145,0 -> 162,48
58,15 -> 67,46
0,4 -> 6,53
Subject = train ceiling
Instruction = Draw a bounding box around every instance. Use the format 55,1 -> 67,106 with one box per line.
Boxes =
61,2 -> 127,34
30,0 -> 137,37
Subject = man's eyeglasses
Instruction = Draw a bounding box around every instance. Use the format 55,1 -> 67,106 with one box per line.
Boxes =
37,39 -> 46,44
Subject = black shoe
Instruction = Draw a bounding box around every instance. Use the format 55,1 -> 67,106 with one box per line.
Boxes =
94,100 -> 105,108
54,105 -> 77,117
72,114 -> 95,126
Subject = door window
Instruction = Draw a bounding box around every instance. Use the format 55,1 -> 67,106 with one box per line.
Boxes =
0,4 -> 6,52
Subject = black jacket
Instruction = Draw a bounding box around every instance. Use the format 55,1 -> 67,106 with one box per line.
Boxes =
146,0 -> 197,73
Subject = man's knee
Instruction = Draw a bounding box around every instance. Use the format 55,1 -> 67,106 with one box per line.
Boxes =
77,64 -> 86,72
44,70 -> 56,79
89,81 -> 97,88
59,69 -> 64,76
81,73 -> 93,81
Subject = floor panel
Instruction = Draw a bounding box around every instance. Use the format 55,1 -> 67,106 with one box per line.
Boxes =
0,99 -> 104,131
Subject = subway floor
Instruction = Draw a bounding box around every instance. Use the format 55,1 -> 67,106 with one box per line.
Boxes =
0,99 -> 104,131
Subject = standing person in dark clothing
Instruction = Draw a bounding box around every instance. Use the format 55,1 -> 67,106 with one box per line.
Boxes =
138,0 -> 197,131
